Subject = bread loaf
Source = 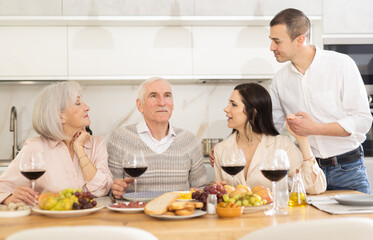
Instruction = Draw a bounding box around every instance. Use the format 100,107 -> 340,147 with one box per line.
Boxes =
144,192 -> 179,215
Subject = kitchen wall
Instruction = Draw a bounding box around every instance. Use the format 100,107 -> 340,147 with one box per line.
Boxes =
0,0 -> 324,159
1,82 -> 268,160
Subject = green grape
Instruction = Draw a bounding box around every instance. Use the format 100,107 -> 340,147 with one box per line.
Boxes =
242,199 -> 249,206
223,194 -> 230,203
254,195 -> 262,202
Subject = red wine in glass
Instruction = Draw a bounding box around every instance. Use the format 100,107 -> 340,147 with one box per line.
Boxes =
19,151 -> 46,191
221,166 -> 245,176
20,170 -> 46,180
122,151 -> 147,201
260,149 -> 290,216
260,169 -> 289,182
123,167 -> 148,178
220,149 -> 246,185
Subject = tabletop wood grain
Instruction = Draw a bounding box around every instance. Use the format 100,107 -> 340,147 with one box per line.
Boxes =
0,190 -> 371,240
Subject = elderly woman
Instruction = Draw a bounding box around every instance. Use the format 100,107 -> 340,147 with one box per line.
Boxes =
0,82 -> 113,205
213,83 -> 326,194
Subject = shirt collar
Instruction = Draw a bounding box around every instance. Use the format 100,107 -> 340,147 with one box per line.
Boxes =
290,45 -> 319,75
45,135 -> 93,149
136,119 -> 176,137
220,132 -> 275,149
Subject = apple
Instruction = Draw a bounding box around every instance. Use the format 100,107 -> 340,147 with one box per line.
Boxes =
224,185 -> 235,194
38,192 -> 58,210
252,186 -> 273,204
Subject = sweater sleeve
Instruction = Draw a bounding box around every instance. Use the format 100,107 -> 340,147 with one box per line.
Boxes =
188,135 -> 210,188
107,131 -> 124,180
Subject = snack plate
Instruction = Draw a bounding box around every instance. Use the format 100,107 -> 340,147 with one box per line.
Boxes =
243,204 -> 271,213
334,194 -> 373,206
147,210 -> 206,220
31,204 -> 104,218
0,209 -> 31,218
107,202 -> 145,213
122,191 -> 168,202
172,191 -> 194,202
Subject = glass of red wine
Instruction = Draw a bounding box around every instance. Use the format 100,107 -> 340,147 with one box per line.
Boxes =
260,149 -> 290,216
19,151 -> 46,191
122,151 -> 147,201
220,149 -> 246,186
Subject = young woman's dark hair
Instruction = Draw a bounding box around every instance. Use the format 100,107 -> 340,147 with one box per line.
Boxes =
85,126 -> 93,135
232,83 -> 279,137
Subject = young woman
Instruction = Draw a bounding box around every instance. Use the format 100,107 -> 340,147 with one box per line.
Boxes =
213,83 -> 326,194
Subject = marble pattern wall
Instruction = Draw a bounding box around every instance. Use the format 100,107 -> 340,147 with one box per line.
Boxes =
0,82 -> 273,160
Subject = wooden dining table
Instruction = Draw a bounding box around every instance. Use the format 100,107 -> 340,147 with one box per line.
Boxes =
0,190 -> 372,240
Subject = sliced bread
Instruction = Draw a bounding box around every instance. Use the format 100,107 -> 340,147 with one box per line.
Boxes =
144,192 -> 180,215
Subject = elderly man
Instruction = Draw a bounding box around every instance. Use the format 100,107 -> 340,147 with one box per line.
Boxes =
108,77 -> 209,199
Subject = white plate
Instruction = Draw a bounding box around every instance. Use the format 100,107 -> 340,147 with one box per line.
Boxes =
243,204 -> 271,213
147,210 -> 206,220
0,209 -> 31,218
31,204 -> 104,218
334,194 -> 373,206
107,202 -> 145,213
5,226 -> 157,240
122,191 -> 168,202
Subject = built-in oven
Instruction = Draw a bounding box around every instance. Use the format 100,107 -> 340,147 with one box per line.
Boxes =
324,35 -> 373,156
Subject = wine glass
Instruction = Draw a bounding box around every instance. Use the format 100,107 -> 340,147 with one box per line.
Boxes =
260,149 -> 290,216
122,151 -> 148,201
220,149 -> 246,186
19,151 -> 46,191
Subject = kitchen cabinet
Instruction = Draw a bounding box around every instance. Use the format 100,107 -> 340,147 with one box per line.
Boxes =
193,26 -> 282,79
68,26 -> 193,79
323,0 -> 373,34
0,27 -> 67,79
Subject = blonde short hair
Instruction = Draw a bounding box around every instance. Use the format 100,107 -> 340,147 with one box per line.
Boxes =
32,81 -> 81,141
137,77 -> 173,103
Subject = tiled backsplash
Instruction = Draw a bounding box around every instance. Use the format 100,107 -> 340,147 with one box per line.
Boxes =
0,81 -> 270,160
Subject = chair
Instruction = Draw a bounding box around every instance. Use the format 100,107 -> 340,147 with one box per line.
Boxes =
6,226 -> 158,240
239,217 -> 373,240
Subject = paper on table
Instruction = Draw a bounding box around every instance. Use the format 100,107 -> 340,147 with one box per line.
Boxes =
309,195 -> 373,215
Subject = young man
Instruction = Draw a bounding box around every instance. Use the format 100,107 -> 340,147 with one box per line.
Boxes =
269,8 -> 372,193
108,77 -> 209,199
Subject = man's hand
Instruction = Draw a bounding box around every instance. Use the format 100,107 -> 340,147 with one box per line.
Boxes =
4,185 -> 38,206
111,178 -> 134,199
286,112 -> 320,136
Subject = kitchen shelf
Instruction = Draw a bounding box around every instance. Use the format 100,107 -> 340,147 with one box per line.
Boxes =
0,75 -> 273,85
0,16 -> 322,26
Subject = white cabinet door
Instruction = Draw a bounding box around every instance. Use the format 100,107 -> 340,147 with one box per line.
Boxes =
323,0 -> 373,34
68,26 -> 192,78
0,27 -> 67,78
192,26 -> 283,78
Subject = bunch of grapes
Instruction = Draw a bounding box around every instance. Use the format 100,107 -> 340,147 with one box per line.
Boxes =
72,191 -> 97,210
192,183 -> 227,211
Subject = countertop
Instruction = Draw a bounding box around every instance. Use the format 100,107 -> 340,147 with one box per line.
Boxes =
0,190 -> 371,240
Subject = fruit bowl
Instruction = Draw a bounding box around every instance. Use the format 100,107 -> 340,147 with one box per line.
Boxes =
215,206 -> 243,218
